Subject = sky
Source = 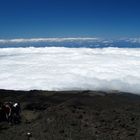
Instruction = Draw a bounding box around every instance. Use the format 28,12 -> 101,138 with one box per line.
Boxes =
0,0 -> 140,39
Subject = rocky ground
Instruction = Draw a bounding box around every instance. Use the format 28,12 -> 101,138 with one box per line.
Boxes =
0,89 -> 140,140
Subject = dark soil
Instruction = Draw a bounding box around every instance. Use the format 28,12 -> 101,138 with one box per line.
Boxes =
0,89 -> 140,140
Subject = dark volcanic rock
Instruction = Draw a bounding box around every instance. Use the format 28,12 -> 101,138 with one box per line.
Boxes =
0,89 -> 140,140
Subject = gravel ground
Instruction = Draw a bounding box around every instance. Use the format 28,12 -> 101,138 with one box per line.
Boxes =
0,90 -> 140,140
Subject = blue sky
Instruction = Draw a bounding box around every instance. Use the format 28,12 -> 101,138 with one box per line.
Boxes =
0,0 -> 140,38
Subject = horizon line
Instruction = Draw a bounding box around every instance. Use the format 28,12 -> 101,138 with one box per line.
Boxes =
0,37 -> 140,44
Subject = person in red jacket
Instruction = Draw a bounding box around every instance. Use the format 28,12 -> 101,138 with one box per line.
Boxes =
3,102 -> 12,123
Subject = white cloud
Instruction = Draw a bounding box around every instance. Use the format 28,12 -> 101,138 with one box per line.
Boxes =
0,37 -> 100,43
0,47 -> 140,94
124,38 -> 140,43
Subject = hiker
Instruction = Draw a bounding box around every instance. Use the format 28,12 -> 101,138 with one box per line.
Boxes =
0,102 -> 21,124
11,102 -> 21,123
3,102 -> 12,123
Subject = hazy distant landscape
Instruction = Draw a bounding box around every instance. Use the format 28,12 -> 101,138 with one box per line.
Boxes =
0,37 -> 140,48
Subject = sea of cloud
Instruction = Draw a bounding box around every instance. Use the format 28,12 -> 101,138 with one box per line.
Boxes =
0,47 -> 140,94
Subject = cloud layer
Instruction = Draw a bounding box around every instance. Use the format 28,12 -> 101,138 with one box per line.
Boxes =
0,38 -> 100,43
0,47 -> 140,94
